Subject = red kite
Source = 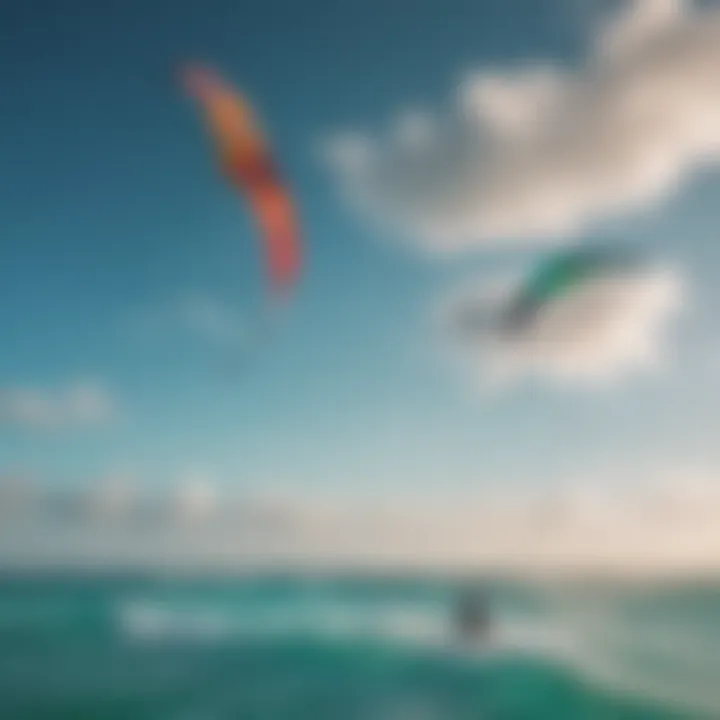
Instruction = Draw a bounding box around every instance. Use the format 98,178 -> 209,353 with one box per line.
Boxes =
183,65 -> 301,296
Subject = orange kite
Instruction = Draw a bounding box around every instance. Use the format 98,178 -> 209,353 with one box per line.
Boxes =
183,65 -> 301,296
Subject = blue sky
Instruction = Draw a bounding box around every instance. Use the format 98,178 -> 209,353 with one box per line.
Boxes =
2,0 -> 720,498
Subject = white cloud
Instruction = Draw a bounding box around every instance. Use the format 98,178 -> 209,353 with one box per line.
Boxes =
0,380 -> 116,431
127,292 -> 250,359
177,293 -> 249,349
166,472 -> 219,525
325,0 -> 720,249
440,260 -> 683,388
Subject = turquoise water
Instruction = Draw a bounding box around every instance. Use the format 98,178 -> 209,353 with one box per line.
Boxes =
0,574 -> 716,719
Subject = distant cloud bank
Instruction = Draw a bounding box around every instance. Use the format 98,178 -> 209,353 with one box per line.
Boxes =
3,465 -> 720,577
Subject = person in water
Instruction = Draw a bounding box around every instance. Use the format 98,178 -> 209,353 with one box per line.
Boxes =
454,587 -> 490,644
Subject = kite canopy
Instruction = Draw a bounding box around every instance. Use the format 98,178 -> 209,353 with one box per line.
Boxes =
500,247 -> 640,332
183,64 -> 302,297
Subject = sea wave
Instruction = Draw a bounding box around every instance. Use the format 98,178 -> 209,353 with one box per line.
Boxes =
114,584 -> 720,717
0,576 -> 716,717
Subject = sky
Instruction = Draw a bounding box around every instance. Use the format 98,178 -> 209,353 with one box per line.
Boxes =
3,0 -> 720,568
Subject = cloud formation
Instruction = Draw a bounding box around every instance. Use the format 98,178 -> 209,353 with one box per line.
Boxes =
0,380 -> 116,431
177,294 -> 249,350
325,0 -> 720,249
3,464 -> 720,577
129,292 -> 249,353
82,475 -> 139,523
441,260 -> 682,387
166,473 -> 219,525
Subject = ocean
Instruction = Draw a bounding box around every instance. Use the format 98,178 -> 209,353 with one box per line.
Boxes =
0,573 -> 716,719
